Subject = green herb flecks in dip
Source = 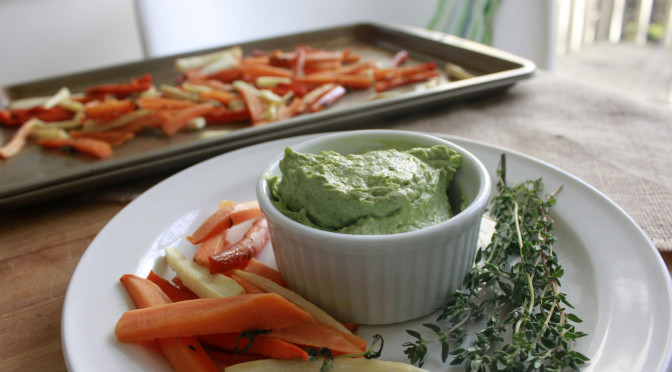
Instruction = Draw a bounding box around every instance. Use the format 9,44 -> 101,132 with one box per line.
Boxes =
268,145 -> 462,235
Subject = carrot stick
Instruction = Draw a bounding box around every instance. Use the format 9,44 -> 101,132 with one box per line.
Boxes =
265,322 -> 365,355
113,111 -> 163,133
270,82 -> 317,98
208,217 -> 270,273
277,97 -> 306,121
146,270 -> 199,302
308,85 -> 346,113
291,46 -> 307,77
155,337 -> 219,372
199,333 -> 310,361
194,229 -> 229,267
0,119 -> 36,159
203,107 -> 251,124
114,293 -> 313,343
68,130 -> 134,146
374,70 -> 440,92
234,83 -> 265,124
207,350 -> 267,366
205,68 -> 242,83
231,270 -> 353,336
187,200 -> 262,245
86,74 -> 153,99
136,97 -> 196,110
161,102 -> 216,136
119,274 -> 219,372
36,137 -> 113,159
239,258 -> 287,287
372,61 -> 437,80
84,99 -> 136,121
239,64 -> 292,80
199,89 -> 239,105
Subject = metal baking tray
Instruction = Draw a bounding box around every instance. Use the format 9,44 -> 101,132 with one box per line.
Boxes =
0,22 -> 535,209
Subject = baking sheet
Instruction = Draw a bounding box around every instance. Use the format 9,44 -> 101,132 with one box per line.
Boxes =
0,22 -> 535,209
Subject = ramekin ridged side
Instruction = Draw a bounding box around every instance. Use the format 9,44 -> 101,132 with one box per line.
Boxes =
256,130 -> 491,325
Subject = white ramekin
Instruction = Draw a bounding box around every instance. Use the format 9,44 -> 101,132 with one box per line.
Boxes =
256,130 -> 491,325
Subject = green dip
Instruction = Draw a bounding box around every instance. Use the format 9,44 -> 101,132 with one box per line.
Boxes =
267,144 -> 462,235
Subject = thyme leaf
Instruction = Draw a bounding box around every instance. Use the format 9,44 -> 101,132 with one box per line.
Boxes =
404,154 -> 589,371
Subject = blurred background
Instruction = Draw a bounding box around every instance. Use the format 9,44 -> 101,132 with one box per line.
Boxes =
0,0 -> 669,106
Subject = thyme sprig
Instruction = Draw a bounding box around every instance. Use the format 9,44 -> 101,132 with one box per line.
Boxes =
308,334 -> 385,372
403,155 -> 589,371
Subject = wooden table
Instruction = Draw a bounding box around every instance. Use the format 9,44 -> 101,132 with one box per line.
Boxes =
2,73 -> 671,371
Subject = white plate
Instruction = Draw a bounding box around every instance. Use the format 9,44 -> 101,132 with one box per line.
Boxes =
62,132 -> 672,372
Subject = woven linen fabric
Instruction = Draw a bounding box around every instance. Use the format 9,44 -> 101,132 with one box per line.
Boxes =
364,72 -> 672,251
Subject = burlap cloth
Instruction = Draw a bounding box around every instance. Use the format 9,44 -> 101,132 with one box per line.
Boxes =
365,72 -> 672,251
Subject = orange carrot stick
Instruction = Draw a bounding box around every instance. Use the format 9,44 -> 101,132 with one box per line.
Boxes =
372,61 -> 437,80
199,89 -> 239,105
374,70 -> 440,92
277,97 -> 306,121
119,274 -> 219,372
36,137 -> 113,159
207,350 -> 267,366
193,229 -> 229,267
187,200 -> 262,245
136,97 -> 196,110
308,85 -> 346,113
265,322 -> 365,356
208,217 -> 270,273
199,333 -> 310,360
86,74 -> 153,99
235,84 -> 265,124
0,119 -> 36,159
239,258 -> 287,287
84,99 -> 136,121
161,102 -> 216,136
114,293 -> 313,343
68,130 -> 134,146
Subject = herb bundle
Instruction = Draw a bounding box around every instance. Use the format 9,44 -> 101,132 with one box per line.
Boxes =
403,155 -> 589,371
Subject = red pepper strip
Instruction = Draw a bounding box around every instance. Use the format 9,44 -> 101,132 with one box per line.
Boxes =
146,270 -> 198,302
203,107 -> 251,124
309,85 -> 346,113
0,109 -> 20,126
86,74 -> 153,99
392,50 -> 409,67
374,70 -> 440,92
0,106 -> 75,126
208,217 -> 270,274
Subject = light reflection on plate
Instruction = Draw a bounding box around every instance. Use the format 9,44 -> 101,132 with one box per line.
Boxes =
62,132 -> 672,372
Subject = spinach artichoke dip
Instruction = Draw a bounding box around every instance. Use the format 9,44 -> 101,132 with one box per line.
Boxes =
267,144 -> 462,235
